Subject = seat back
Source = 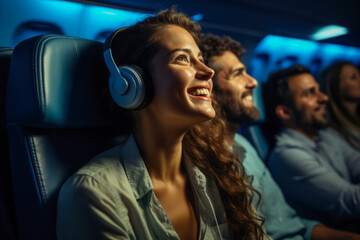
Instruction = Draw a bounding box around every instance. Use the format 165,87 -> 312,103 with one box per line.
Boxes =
6,35 -> 130,240
0,47 -> 17,240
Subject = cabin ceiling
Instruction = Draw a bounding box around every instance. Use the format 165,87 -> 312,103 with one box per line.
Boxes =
80,0 -> 360,47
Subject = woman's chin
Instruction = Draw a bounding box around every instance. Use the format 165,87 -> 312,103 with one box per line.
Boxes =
197,108 -> 216,122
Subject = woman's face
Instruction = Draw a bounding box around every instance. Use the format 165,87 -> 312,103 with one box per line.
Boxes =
146,25 -> 215,128
339,64 -> 360,102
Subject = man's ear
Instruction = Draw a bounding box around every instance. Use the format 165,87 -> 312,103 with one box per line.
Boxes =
275,105 -> 293,121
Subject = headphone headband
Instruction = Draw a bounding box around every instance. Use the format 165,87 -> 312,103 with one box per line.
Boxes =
103,27 -> 128,53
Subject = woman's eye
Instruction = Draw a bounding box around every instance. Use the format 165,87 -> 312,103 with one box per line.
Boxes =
175,55 -> 189,64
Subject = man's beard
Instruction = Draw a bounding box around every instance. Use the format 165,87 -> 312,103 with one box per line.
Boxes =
292,105 -> 329,131
216,92 -> 260,125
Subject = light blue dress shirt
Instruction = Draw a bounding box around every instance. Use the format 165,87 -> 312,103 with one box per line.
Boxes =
268,127 -> 360,229
56,134 -> 233,240
234,134 -> 317,240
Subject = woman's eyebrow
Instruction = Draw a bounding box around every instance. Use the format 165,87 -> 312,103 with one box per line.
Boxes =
168,48 -> 200,57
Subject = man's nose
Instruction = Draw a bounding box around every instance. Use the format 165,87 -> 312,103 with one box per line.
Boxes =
246,74 -> 258,88
318,91 -> 328,103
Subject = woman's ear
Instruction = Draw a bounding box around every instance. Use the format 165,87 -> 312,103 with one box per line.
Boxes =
275,105 -> 293,121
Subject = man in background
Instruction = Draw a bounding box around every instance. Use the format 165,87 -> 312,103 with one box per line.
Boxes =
199,33 -> 360,239
264,65 -> 360,233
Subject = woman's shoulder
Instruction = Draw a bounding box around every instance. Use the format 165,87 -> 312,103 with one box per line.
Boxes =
85,144 -> 124,171
63,143 -> 129,196
56,143 -> 136,235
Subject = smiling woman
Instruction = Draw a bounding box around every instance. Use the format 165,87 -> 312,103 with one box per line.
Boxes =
56,8 -> 267,240
321,61 -> 360,150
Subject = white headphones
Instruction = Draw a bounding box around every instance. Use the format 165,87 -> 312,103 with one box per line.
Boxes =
103,28 -> 153,110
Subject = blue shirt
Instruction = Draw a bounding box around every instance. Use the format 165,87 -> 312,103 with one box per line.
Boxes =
268,127 -> 360,229
56,135 -> 234,240
234,134 -> 317,240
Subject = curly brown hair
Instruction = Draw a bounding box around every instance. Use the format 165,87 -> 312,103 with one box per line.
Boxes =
199,33 -> 246,67
110,9 -> 266,239
198,33 -> 266,239
184,102 -> 266,239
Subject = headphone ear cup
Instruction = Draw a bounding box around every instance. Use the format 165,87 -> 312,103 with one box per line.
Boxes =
108,64 -> 153,110
130,64 -> 154,110
103,28 -> 153,110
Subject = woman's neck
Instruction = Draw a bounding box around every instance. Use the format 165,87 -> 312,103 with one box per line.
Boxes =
133,117 -> 186,182
342,100 -> 359,119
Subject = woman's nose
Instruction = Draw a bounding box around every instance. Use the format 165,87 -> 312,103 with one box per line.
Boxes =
196,63 -> 215,80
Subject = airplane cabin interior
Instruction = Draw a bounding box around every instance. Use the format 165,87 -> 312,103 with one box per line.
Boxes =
1,0 -> 359,239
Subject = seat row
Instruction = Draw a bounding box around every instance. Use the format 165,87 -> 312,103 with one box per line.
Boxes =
0,34 -> 129,240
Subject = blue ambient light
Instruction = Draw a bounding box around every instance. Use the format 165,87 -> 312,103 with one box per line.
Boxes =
191,14 -> 203,22
310,25 -> 349,41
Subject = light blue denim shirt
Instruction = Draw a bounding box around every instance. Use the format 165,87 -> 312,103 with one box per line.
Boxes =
234,134 -> 318,240
268,127 -> 360,229
56,134 -> 233,240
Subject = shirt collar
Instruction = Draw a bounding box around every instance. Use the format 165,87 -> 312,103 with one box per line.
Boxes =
183,156 -> 207,190
121,134 -> 153,202
279,127 -> 317,149
231,137 -> 246,162
121,135 -> 213,207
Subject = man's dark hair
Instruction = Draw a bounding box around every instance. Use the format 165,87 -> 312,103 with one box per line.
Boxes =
263,64 -> 311,124
198,33 -> 245,66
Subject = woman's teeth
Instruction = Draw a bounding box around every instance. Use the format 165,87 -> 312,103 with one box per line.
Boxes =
191,88 -> 210,96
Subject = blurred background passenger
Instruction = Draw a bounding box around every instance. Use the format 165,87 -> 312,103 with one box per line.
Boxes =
264,65 -> 360,233
320,61 -> 360,150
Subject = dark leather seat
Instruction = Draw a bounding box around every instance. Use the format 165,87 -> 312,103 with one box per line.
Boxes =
6,35 -> 130,240
0,47 -> 17,240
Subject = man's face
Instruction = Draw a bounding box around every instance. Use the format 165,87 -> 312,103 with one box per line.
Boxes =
210,51 -> 260,124
287,73 -> 329,129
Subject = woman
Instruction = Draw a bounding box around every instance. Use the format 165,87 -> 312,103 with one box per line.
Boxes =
321,61 -> 360,150
56,9 -> 266,240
